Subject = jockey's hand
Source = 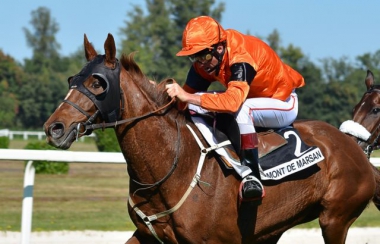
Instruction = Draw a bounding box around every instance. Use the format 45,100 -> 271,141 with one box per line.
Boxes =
165,83 -> 187,102
165,83 -> 202,105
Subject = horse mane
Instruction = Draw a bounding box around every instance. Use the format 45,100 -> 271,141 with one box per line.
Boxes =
120,52 -> 145,80
120,52 -> 183,115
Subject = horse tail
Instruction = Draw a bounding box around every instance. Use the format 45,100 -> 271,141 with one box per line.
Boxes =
372,165 -> 380,211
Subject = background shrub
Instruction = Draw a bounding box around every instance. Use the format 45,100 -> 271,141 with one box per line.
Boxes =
0,137 -> 10,148
94,129 -> 121,152
24,141 -> 69,174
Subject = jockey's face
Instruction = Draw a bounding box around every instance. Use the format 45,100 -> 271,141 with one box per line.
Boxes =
192,44 -> 224,75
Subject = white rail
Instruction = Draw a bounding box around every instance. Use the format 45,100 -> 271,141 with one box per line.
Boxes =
0,149 -> 379,244
370,157 -> 380,166
0,149 -> 125,244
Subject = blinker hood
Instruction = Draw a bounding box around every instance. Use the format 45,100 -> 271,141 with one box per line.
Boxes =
69,55 -> 121,123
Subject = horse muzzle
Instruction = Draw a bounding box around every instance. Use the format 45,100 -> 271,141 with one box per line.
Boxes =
44,122 -> 79,150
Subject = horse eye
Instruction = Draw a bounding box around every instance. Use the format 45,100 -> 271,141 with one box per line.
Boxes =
92,80 -> 102,89
372,108 -> 380,114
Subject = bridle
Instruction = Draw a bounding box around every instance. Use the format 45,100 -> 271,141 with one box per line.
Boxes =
361,122 -> 380,159
354,88 -> 380,158
63,55 -> 175,136
63,56 -> 178,191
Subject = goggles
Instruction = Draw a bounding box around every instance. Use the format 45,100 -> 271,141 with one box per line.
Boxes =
188,49 -> 214,63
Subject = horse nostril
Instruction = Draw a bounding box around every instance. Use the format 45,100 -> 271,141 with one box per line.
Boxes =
49,123 -> 65,139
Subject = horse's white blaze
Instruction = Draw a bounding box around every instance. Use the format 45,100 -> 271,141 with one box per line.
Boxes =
58,89 -> 74,109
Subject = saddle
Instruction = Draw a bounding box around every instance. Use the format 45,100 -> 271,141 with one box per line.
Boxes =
190,113 -> 288,165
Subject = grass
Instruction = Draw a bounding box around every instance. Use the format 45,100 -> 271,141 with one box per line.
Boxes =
1,139 -> 380,232
0,138 -> 133,232
297,203 -> 380,228
8,137 -> 98,151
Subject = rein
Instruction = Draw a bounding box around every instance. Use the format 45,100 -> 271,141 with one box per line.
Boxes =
364,124 -> 380,159
132,117 -> 180,194
79,96 -> 176,133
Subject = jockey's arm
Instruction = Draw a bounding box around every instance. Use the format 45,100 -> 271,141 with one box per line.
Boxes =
200,63 -> 257,113
166,63 -> 256,113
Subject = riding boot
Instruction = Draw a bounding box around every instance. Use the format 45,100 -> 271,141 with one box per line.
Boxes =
240,133 -> 264,199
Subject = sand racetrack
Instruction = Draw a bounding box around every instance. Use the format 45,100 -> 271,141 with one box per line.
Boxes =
2,228 -> 380,244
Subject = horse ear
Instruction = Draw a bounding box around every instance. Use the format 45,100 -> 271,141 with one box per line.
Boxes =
104,33 -> 117,69
84,34 -> 97,61
365,70 -> 375,90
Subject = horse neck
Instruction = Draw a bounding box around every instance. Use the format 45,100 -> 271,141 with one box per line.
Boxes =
115,73 -> 194,187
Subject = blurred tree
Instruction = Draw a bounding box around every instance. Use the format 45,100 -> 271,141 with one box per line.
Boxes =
94,129 -> 121,152
0,51 -> 24,128
321,57 -> 354,83
23,7 -> 60,62
315,57 -> 358,125
295,60 -> 325,122
266,29 -> 281,53
356,50 -> 380,72
18,7 -> 68,129
280,44 -> 304,68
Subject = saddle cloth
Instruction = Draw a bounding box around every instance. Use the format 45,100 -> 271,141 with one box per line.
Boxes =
259,127 -> 324,181
190,116 -> 324,182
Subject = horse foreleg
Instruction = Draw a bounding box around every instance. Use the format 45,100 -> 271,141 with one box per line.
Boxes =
124,231 -> 155,244
125,235 -> 141,244
319,220 -> 349,244
125,231 -> 142,244
319,195 -> 369,244
256,235 -> 282,244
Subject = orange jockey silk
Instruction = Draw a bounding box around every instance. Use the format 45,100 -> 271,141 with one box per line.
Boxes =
191,29 -> 305,113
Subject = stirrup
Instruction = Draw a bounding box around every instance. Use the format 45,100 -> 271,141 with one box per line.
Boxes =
239,175 -> 265,202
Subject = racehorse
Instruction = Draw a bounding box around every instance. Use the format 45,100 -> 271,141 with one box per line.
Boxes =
44,33 -> 380,244
341,69 -> 380,208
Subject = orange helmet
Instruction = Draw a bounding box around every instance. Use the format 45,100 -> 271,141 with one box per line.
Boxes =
176,16 -> 227,56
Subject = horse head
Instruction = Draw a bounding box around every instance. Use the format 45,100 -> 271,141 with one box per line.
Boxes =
345,70 -> 380,156
44,34 -> 121,149
44,33 -> 176,150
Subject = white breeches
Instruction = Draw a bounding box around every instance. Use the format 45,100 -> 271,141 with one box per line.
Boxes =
188,91 -> 299,134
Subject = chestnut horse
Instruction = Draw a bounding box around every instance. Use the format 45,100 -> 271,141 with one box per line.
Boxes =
44,34 -> 379,244
340,69 -> 380,208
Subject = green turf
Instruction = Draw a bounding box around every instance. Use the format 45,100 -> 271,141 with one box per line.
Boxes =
1,139 -> 379,232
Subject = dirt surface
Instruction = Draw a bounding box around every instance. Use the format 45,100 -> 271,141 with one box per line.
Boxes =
2,228 -> 380,244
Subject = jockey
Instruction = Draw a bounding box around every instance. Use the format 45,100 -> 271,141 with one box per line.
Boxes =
165,16 -> 305,201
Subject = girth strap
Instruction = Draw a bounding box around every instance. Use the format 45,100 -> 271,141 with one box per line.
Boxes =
128,124 -> 232,243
